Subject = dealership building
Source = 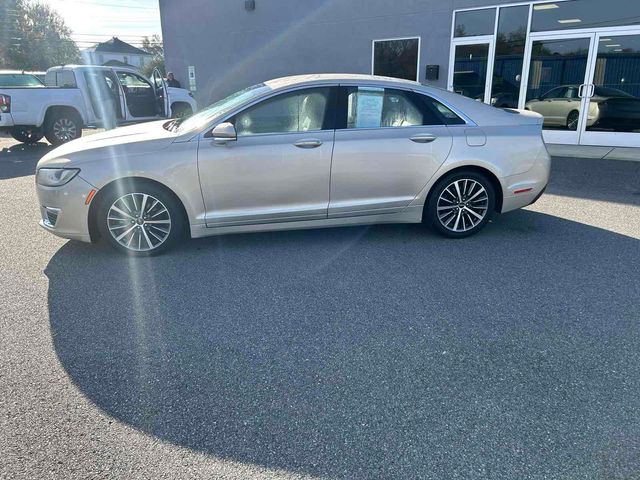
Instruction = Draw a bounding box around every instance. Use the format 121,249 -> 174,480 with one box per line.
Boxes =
160,0 -> 640,151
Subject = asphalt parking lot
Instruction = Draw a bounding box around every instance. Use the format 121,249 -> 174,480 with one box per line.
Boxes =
1,134 -> 640,479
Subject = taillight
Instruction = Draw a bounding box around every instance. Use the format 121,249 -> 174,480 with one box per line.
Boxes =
0,94 -> 10,113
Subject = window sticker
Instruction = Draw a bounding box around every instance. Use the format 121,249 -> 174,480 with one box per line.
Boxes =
355,87 -> 384,128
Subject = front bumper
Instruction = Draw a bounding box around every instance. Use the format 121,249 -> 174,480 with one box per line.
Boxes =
36,175 -> 96,243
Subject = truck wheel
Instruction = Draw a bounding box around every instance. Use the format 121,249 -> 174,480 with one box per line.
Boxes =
45,110 -> 82,145
10,127 -> 44,144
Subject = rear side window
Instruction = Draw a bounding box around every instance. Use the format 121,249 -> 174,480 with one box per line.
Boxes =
45,70 -> 77,88
234,87 -> 334,136
340,87 -> 465,128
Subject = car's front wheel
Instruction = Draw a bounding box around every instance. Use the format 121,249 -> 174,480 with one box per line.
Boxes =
425,171 -> 495,238
97,182 -> 186,256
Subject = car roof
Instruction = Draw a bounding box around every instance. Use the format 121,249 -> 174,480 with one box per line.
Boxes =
47,65 -> 140,74
0,70 -> 40,75
264,73 -> 421,90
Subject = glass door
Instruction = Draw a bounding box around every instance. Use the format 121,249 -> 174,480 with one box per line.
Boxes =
580,29 -> 640,147
522,33 -> 594,145
449,40 -> 493,104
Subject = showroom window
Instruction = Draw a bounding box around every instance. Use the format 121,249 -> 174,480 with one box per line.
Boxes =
454,8 -> 496,37
372,37 -> 420,81
531,0 -> 640,32
490,5 -> 529,108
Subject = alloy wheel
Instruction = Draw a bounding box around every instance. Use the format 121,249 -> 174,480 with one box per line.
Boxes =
53,118 -> 77,142
567,111 -> 579,131
107,193 -> 172,252
436,179 -> 489,233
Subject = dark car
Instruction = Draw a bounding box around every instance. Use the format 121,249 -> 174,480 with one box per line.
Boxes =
590,87 -> 640,132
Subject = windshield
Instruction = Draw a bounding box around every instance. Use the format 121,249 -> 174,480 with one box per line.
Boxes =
175,83 -> 270,133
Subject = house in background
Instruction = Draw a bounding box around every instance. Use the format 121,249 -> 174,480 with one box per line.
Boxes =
82,37 -> 152,70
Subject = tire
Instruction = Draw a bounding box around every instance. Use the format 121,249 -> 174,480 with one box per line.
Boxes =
171,103 -> 193,119
425,171 -> 495,239
566,110 -> 579,131
10,126 -> 44,144
44,110 -> 82,146
96,181 -> 186,256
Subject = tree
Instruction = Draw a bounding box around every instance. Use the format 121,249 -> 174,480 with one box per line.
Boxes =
7,0 -> 79,70
141,34 -> 165,77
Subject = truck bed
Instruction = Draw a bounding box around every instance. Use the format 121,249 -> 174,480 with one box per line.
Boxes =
0,87 -> 85,129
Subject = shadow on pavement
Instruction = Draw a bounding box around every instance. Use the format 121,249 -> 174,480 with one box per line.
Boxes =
548,156 -> 640,206
0,142 -> 52,180
45,211 -> 640,478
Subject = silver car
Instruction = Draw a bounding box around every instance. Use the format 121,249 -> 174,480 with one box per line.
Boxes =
36,74 -> 550,256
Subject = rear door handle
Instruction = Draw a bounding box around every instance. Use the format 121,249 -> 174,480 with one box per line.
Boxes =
294,139 -> 323,149
410,134 -> 437,143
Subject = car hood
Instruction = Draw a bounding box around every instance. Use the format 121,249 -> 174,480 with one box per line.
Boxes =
38,120 -> 179,168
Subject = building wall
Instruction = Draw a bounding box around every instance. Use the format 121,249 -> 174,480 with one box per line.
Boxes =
160,0 -> 524,107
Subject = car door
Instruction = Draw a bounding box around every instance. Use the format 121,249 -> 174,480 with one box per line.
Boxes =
531,87 -> 567,126
82,69 -> 124,128
198,86 -> 337,227
553,85 -> 581,127
329,86 -> 453,217
115,70 -> 159,120
151,68 -> 170,118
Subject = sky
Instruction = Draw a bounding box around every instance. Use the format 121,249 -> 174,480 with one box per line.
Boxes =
44,0 -> 162,50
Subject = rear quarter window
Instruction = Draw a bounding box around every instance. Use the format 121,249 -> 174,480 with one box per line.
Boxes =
416,93 -> 466,125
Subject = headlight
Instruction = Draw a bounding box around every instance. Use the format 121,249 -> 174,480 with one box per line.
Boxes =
36,168 -> 80,187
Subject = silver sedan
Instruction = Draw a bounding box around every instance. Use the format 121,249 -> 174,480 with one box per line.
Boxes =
36,74 -> 550,255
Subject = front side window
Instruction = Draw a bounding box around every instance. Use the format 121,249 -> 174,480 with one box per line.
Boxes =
234,87 -> 332,136
176,83 -> 270,133
116,71 -> 151,89
373,38 -> 420,81
539,87 -> 565,100
344,87 -> 462,128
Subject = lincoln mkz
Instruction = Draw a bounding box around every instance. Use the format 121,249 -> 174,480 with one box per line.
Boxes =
36,74 -> 550,255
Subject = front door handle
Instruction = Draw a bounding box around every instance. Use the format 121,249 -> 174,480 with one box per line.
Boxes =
294,139 -> 323,149
410,134 -> 437,143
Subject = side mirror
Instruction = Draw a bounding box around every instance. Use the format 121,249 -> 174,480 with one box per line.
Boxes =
206,122 -> 237,143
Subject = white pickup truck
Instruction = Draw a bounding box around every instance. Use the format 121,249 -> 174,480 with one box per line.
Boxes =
0,65 -> 197,145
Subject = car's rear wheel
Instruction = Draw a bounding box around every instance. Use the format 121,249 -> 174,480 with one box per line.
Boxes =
45,110 -> 82,145
426,171 -> 495,238
10,126 -> 44,144
97,183 -> 185,256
